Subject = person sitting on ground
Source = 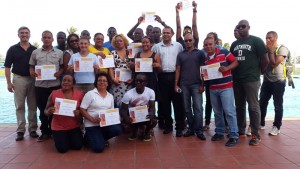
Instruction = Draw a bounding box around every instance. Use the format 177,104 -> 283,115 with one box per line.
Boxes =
45,74 -> 84,153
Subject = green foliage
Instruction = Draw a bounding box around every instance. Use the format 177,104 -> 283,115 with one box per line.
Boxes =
0,54 -> 4,62
33,42 -> 40,48
67,26 -> 78,35
223,43 -> 230,50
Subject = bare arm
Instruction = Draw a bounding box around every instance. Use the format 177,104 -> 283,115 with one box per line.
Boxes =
120,103 -> 131,124
63,52 -> 71,73
266,41 -> 284,68
29,65 -> 37,78
219,60 -> 239,72
5,67 -> 13,92
174,65 -> 181,92
148,100 -> 156,115
80,108 -> 99,124
175,4 -> 182,40
153,54 -> 162,72
127,16 -> 143,41
154,15 -> 168,28
45,93 -> 54,116
260,53 -> 270,74
192,1 -> 199,39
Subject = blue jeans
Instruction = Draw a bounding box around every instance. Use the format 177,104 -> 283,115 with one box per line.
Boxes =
181,84 -> 203,134
210,88 -> 238,139
85,124 -> 122,153
260,80 -> 286,129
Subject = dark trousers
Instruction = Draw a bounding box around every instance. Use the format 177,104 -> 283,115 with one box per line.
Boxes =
131,120 -> 157,133
259,80 -> 286,129
85,125 -> 122,153
204,83 -> 228,126
35,86 -> 60,135
158,73 -> 185,131
52,127 -> 83,153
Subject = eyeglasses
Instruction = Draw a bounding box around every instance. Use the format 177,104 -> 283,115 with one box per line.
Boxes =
236,25 -> 247,30
135,79 -> 145,83
70,39 -> 78,43
184,39 -> 193,42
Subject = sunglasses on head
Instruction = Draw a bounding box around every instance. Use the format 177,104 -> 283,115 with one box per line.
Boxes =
184,39 -> 193,42
236,25 -> 247,30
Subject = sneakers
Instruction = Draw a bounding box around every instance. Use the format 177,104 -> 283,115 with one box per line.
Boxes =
163,128 -> 173,134
143,132 -> 151,141
246,126 -> 252,136
128,130 -> 138,141
211,134 -> 225,141
15,132 -> 24,141
37,134 -> 50,142
183,130 -> 195,137
196,133 -> 206,140
249,135 -> 261,146
104,141 -> 110,147
269,126 -> 280,136
176,130 -> 183,137
259,125 -> 265,130
203,125 -> 210,131
30,131 -> 39,138
225,138 -> 239,147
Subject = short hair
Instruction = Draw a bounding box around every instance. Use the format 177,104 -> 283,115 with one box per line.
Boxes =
135,73 -> 148,81
111,34 -> 129,49
267,31 -> 278,38
184,25 -> 191,30
57,31 -> 66,37
62,74 -> 76,85
94,33 -> 104,39
207,32 -> 219,42
94,73 -> 111,90
18,26 -> 30,33
163,26 -> 174,34
204,36 -> 214,42
79,37 -> 90,44
66,33 -> 79,48
42,30 -> 53,37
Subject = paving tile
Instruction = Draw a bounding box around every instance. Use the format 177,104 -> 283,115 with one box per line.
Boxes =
0,154 -> 16,163
1,163 -> 31,169
135,158 -> 162,168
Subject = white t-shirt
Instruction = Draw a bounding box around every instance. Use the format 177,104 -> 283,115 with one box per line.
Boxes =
121,87 -> 155,107
80,88 -> 114,127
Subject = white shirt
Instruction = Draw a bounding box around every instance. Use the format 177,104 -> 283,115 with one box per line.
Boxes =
121,87 -> 155,107
80,88 -> 114,127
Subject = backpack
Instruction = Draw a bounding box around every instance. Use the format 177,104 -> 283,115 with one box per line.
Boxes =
275,45 -> 295,88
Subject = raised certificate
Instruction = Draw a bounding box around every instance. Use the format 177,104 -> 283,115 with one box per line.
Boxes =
99,108 -> 120,127
99,55 -> 115,68
178,0 -> 193,10
54,98 -> 77,117
74,57 -> 94,72
128,43 -> 142,58
142,12 -> 156,23
35,65 -> 56,81
135,58 -> 153,72
201,63 -> 223,81
115,68 -> 132,82
128,105 -> 149,123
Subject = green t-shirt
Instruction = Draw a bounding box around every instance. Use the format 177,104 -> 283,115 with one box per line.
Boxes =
230,35 -> 267,83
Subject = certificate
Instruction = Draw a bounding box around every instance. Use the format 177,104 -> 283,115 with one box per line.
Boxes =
115,68 -> 132,82
54,98 -> 77,117
129,105 -> 149,123
201,63 -> 223,81
135,58 -> 153,72
127,43 -> 142,58
99,108 -> 120,127
35,65 -> 56,81
99,55 -> 115,68
178,0 -> 193,10
74,57 -> 94,72
142,12 -> 156,23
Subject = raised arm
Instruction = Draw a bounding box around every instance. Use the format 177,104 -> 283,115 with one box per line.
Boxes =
192,1 -> 199,40
176,3 -> 182,40
127,16 -> 144,41
154,15 -> 168,28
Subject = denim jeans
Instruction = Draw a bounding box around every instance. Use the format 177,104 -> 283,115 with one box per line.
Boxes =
234,81 -> 261,137
210,88 -> 238,138
181,84 -> 203,134
260,80 -> 286,129
85,124 -> 122,153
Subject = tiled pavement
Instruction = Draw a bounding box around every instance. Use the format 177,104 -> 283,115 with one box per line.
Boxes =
0,120 -> 300,169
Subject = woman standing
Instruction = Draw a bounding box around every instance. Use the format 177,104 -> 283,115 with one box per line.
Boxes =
67,37 -> 99,93
88,33 -> 110,74
108,34 -> 134,107
45,75 -> 84,153
63,34 -> 80,73
80,73 -> 122,153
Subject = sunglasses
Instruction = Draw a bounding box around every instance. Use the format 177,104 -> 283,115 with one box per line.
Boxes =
183,29 -> 192,34
236,25 -> 247,30
70,39 -> 78,43
135,79 -> 146,83
184,39 -> 193,42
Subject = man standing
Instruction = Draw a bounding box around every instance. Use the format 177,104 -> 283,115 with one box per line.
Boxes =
29,30 -> 64,142
152,26 -> 185,136
230,20 -> 269,146
127,16 -> 144,43
260,31 -> 288,136
103,27 -> 117,52
4,26 -> 38,141
174,33 -> 206,140
55,31 -> 66,51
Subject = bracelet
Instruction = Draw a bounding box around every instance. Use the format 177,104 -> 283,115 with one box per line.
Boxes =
161,21 -> 165,25
193,9 -> 197,13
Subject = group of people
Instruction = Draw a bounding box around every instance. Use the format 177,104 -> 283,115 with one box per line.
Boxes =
4,1 -> 289,153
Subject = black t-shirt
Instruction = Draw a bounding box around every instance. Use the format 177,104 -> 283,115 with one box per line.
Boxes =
4,43 -> 37,76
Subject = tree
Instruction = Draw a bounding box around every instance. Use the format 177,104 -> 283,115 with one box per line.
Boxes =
33,42 -> 40,48
67,26 -> 78,35
0,54 -> 4,62
223,43 -> 230,50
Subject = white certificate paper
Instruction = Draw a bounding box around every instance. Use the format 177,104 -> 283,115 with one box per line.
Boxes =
178,0 -> 193,10
99,55 -> 115,68
99,108 -> 120,127
201,63 -> 223,81
135,58 -> 153,72
142,12 -> 156,23
129,105 -> 149,123
35,65 -> 56,81
74,57 -> 94,72
54,98 -> 77,117
128,43 -> 142,58
115,68 -> 132,82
